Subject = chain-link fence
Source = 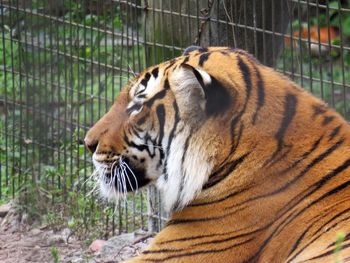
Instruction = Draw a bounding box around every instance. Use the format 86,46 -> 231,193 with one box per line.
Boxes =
1,0 -> 350,238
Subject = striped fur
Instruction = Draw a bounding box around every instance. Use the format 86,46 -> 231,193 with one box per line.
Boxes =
85,47 -> 350,262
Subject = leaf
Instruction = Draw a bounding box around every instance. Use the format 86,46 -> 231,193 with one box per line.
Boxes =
68,217 -> 76,228
113,16 -> 122,29
85,47 -> 91,57
85,14 -> 97,26
342,16 -> 350,36
78,145 -> 85,156
316,14 -> 328,27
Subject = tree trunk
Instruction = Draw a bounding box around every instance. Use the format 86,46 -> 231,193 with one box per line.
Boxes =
200,0 -> 293,67
144,0 -> 293,67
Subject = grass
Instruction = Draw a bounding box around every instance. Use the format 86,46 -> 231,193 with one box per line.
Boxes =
51,246 -> 60,263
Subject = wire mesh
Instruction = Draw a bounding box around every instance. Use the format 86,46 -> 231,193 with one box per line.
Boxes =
1,0 -> 350,237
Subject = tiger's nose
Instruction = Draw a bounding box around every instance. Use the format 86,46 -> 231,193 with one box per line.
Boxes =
84,137 -> 98,153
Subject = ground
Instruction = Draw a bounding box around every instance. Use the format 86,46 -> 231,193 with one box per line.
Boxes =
0,203 -> 152,263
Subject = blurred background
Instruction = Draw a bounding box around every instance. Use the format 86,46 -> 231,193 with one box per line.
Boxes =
1,0 -> 350,244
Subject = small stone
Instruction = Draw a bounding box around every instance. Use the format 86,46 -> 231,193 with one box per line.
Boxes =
0,203 -> 11,217
33,245 -> 41,250
29,228 -> 42,236
89,239 -> 106,253
60,228 -> 71,242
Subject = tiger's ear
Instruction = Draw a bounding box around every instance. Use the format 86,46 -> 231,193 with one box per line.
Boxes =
182,45 -> 203,55
171,63 -> 232,117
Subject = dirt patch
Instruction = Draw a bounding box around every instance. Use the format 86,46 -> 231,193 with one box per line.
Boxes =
0,203 -> 152,263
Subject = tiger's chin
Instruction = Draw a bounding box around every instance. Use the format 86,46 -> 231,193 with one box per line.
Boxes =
92,155 -> 151,202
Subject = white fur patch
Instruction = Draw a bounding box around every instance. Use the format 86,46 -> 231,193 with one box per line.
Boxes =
157,126 -> 213,212
196,68 -> 212,85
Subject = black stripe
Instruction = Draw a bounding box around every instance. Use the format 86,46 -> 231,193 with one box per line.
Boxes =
136,94 -> 147,99
181,132 -> 193,170
142,238 -> 253,262
229,118 -> 244,156
266,145 -> 292,167
203,152 -> 250,189
206,77 -> 232,116
183,56 -> 190,64
130,126 -> 142,139
225,56 -> 253,153
163,59 -> 176,73
275,94 -> 297,142
191,232 -> 255,248
322,115 -> 335,126
167,204 -> 248,226
123,133 -> 154,157
218,124 -> 245,182
156,104 -> 166,166
308,157 -> 350,197
143,247 -> 187,254
186,62 -> 232,116
198,52 -> 210,66
190,66 -> 205,87
136,113 -> 149,126
312,104 -> 327,118
163,100 -> 180,180
140,72 -> 151,87
144,80 -> 170,108
189,187 -> 245,207
252,66 -> 265,125
329,125 -> 341,141
126,103 -> 143,115
156,104 -> 165,145
237,56 -> 252,114
287,211 -> 329,258
280,135 -> 323,174
151,67 -> 159,78
159,227 -> 248,245
266,93 -> 297,165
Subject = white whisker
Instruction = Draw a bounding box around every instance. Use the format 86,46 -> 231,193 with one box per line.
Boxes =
122,161 -> 139,192
119,163 -> 128,200
120,162 -> 134,192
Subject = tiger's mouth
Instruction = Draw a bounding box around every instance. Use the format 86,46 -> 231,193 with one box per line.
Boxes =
92,153 -> 150,199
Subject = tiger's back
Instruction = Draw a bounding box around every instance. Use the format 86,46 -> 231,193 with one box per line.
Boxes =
85,47 -> 350,262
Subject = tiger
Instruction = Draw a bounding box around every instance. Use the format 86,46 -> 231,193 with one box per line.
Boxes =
84,46 -> 350,262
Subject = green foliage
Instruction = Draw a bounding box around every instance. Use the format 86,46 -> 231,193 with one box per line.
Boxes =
51,246 -> 60,263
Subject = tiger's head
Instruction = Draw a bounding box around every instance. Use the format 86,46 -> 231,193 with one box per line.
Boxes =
84,46 -> 315,212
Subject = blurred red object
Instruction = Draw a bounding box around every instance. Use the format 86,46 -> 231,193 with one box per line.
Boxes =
285,26 -> 339,55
